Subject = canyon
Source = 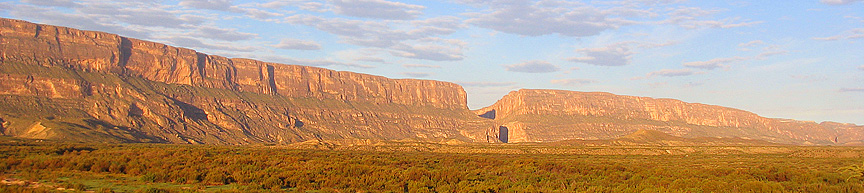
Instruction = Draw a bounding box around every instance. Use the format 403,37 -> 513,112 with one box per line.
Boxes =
0,18 -> 861,145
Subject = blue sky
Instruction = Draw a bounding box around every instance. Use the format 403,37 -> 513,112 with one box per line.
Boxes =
1,0 -> 862,124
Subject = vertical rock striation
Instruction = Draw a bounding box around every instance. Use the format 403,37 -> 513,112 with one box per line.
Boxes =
475,89 -> 864,145
1,18 -> 861,145
0,18 -> 486,144
0,18 -> 466,110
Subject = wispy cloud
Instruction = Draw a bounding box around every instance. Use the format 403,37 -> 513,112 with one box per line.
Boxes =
403,64 -> 441,68
274,38 -> 322,50
21,0 -> 77,7
283,15 -> 466,61
401,72 -> 432,78
462,0 -> 616,37
738,40 -> 764,51
684,45 -> 788,70
258,55 -> 373,69
331,0 -> 425,20
457,81 -> 517,87
163,37 -> 258,52
195,26 -> 257,41
179,0 -> 233,11
551,79 -> 598,86
683,56 -> 748,69
821,0 -> 864,5
633,69 -> 702,80
813,28 -> 864,41
569,44 -> 633,66
840,88 -> 864,92
504,60 -> 560,73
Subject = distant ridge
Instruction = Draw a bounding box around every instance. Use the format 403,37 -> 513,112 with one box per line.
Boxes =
550,129 -> 779,146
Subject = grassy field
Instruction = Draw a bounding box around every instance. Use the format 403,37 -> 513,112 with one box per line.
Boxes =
1,138 -> 863,192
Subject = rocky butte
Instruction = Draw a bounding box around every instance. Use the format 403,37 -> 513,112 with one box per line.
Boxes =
0,18 -> 862,145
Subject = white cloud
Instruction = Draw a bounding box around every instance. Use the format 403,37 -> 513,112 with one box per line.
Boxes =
568,44 -> 633,66
231,6 -> 284,19
504,60 -> 560,73
2,4 -> 152,38
648,69 -> 697,77
859,65 -> 864,71
821,0 -> 864,5
389,39 -> 465,61
274,38 -> 322,50
457,81 -> 518,87
179,0 -> 233,11
814,28 -> 864,41
75,3 -> 203,29
738,40 -> 764,48
163,37 -> 258,52
196,26 -> 256,41
678,17 -> 763,29
463,0 -> 616,37
403,64 -> 441,68
633,69 -> 700,80
283,15 -> 465,61
683,56 -> 748,69
684,48 -> 787,70
331,0 -> 424,20
660,8 -> 763,29
21,0 -> 77,7
756,50 -> 789,58
839,88 -> 864,92
334,49 -> 389,63
258,55 -> 373,68
551,79 -> 598,86
401,72 -> 432,78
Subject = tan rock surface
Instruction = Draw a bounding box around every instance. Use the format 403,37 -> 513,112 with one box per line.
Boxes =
475,89 -> 864,145
1,18 -> 861,145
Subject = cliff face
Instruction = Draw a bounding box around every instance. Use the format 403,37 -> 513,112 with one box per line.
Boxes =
0,18 -> 489,144
0,18 -> 466,110
2,18 -> 861,145
475,89 -> 864,145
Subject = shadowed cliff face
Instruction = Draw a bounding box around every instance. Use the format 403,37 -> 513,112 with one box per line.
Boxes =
0,18 -> 492,144
475,89 -> 864,145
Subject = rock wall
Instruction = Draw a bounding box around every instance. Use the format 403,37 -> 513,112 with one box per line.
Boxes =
476,89 -> 864,145
0,18 -> 487,144
2,18 -> 861,145
0,18 -> 466,110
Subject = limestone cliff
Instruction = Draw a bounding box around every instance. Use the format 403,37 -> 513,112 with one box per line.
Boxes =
475,89 -> 864,145
0,18 -> 466,110
0,18 -> 490,144
2,18 -> 861,145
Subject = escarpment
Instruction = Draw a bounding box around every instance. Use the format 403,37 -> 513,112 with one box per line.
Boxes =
0,18 -> 467,110
0,18 -> 488,144
1,18 -> 862,145
475,89 -> 864,145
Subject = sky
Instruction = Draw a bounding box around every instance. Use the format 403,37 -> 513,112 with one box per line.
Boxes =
0,0 -> 862,125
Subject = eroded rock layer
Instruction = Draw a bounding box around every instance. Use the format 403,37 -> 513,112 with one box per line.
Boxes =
0,18 -> 490,144
1,18 -> 861,145
475,89 -> 864,145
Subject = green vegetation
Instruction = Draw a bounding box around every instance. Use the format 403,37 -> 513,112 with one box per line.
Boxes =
1,139 -> 863,192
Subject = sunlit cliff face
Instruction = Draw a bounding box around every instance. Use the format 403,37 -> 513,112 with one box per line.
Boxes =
1,18 -> 863,146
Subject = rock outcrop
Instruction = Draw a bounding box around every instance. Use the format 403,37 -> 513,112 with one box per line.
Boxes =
0,18 -> 466,110
0,18 -> 489,144
475,89 -> 864,145
1,18 -> 861,145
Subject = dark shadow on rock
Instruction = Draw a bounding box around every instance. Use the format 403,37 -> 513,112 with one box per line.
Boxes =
478,109 -> 496,119
498,126 -> 508,143
170,99 -> 207,121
